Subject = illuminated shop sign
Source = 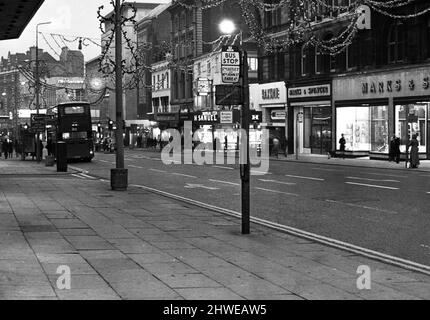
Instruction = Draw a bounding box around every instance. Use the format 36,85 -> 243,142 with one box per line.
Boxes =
334,67 -> 430,101
262,88 -> 280,100
362,78 -> 429,94
194,111 -> 219,123
288,84 -> 331,99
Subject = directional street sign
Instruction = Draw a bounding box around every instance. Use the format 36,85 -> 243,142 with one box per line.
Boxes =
221,46 -> 241,84
31,114 -> 54,132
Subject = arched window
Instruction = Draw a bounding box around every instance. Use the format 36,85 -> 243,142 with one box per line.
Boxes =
301,45 -> 315,76
388,21 -> 405,63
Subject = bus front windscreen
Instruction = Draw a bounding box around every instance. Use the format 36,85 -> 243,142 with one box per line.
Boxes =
63,106 -> 85,115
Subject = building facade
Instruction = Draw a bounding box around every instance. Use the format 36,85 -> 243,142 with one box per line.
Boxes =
258,0 -> 430,159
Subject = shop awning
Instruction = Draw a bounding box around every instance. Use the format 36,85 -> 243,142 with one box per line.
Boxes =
0,0 -> 45,40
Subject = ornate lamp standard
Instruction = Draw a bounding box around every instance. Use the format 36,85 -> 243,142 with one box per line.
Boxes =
219,19 -> 251,235
35,21 -> 51,163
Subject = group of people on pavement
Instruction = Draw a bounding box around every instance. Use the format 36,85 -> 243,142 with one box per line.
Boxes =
0,139 -> 14,159
339,133 -> 421,169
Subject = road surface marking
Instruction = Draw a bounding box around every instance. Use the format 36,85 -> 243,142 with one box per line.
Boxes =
255,187 -> 298,197
71,174 -> 86,180
285,174 -> 325,181
252,170 -> 272,175
312,167 -> 340,172
325,200 -> 397,214
128,183 -> 430,275
184,183 -> 219,190
347,176 -> 400,183
360,172 -> 407,179
129,165 -> 143,169
149,168 -> 167,173
172,173 -> 197,179
346,182 -> 399,190
68,166 -> 89,174
99,160 -> 109,163
209,179 -> 240,186
78,173 -> 97,180
259,179 -> 296,186
213,166 -> 234,170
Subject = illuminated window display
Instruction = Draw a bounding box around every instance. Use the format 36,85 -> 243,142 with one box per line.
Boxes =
395,103 -> 428,153
336,106 -> 388,153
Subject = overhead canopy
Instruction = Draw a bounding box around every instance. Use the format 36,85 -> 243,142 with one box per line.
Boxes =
0,0 -> 45,40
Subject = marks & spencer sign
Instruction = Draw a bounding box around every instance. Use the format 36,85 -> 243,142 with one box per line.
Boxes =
334,67 -> 430,100
288,84 -> 331,99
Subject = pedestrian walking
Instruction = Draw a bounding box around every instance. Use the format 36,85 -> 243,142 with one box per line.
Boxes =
339,134 -> 346,159
394,136 -> 401,164
408,134 -> 420,169
280,135 -> 288,157
7,140 -> 13,158
272,137 -> 280,159
389,136 -> 396,162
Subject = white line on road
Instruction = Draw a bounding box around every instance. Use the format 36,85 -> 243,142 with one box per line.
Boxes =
285,174 -> 325,181
68,166 -> 89,174
252,170 -> 272,175
259,179 -> 296,186
346,182 -> 399,190
172,173 -> 198,179
127,183 -> 430,275
347,176 -> 400,183
360,172 -> 407,179
78,173 -> 97,180
255,187 -> 299,197
99,160 -> 109,163
71,174 -> 86,179
312,167 -> 340,172
213,166 -> 234,170
149,168 -> 167,173
325,200 -> 397,214
129,165 -> 143,169
209,179 -> 240,186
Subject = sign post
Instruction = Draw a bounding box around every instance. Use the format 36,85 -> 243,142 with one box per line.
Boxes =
222,46 -> 241,84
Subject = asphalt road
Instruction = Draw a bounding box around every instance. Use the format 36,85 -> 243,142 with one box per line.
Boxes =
72,149 -> 430,266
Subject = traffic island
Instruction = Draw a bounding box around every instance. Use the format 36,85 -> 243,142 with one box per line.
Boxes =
111,168 -> 128,191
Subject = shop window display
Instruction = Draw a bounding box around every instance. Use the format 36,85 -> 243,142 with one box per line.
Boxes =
395,104 -> 427,153
337,106 -> 388,153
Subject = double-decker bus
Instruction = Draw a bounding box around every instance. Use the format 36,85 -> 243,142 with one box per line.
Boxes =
56,102 -> 94,162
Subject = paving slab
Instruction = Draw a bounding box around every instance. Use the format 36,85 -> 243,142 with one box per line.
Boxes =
0,159 -> 428,300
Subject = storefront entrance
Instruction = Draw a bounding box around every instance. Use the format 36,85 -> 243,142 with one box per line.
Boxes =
301,106 -> 332,155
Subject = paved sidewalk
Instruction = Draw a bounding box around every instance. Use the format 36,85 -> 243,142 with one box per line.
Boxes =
0,159 -> 429,300
131,147 -> 430,172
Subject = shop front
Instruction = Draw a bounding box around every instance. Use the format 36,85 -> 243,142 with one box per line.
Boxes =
256,82 -> 288,153
333,65 -> 430,160
288,83 -> 332,155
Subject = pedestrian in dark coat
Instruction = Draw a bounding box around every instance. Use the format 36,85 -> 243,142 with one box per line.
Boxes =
7,140 -> 13,158
394,137 -> 401,164
339,134 -> 346,159
388,136 -> 396,162
408,134 -> 420,168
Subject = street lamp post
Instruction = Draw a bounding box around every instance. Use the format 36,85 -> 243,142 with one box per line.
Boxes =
219,20 -> 251,235
111,0 -> 128,191
35,21 -> 51,163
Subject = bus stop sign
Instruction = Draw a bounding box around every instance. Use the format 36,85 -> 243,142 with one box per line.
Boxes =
221,46 -> 241,84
